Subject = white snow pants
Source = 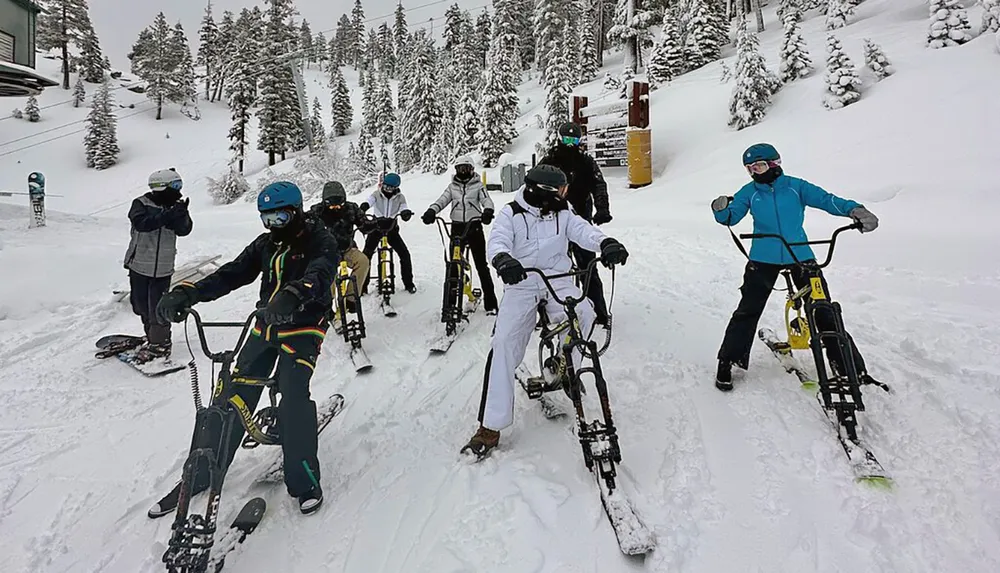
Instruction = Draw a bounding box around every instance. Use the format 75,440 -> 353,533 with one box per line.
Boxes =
478,277 -> 595,431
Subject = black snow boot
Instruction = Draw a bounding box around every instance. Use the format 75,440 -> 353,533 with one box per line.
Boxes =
298,486 -> 324,515
715,360 -> 733,392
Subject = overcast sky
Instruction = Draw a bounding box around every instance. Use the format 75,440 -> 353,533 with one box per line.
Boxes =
89,0 -> 492,69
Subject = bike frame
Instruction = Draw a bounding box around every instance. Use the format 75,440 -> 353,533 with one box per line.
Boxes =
367,215 -> 399,304
334,260 -> 366,348
738,222 -> 868,440
522,258 -> 623,492
163,309 -> 282,571
435,216 -> 482,334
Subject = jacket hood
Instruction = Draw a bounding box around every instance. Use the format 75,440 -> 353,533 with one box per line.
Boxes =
513,187 -> 541,217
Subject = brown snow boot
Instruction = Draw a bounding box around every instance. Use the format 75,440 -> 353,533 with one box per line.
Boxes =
460,426 -> 500,460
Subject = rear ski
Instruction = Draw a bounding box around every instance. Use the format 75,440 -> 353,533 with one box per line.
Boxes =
255,393 -> 347,484
515,365 -> 568,419
758,328 -> 817,388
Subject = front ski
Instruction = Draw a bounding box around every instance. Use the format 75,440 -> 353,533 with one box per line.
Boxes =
815,393 -> 892,487
350,346 -> 373,373
206,497 -> 266,572
255,393 -> 347,484
594,474 -> 656,555
758,328 -> 817,389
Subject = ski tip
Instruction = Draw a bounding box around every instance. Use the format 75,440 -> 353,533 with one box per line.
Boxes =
856,475 -> 894,490
800,381 -> 819,391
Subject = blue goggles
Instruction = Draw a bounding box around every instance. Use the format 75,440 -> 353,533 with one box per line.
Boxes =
260,208 -> 294,229
560,135 -> 582,146
150,179 -> 183,192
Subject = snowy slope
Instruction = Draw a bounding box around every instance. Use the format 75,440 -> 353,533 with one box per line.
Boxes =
2,1 -> 1000,571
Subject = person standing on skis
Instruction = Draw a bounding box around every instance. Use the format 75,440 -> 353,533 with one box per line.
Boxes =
359,172 -> 416,294
538,121 -> 614,327
151,181 -> 340,516
420,155 -> 499,314
461,165 -> 629,459
122,168 -> 193,363
308,181 -> 370,314
711,143 -> 881,392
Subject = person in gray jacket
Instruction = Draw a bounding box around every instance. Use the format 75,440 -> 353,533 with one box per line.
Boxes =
421,156 -> 498,313
122,168 -> 193,362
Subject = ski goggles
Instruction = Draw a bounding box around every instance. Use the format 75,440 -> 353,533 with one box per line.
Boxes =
260,208 -> 295,229
530,181 -> 568,196
455,164 -> 475,176
745,158 -> 781,175
149,179 -> 183,192
560,135 -> 582,146
381,184 -> 399,194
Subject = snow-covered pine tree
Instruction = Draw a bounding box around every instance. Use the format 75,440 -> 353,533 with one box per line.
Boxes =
479,0 -> 521,166
579,0 -> 600,83
310,97 -> 326,146
84,79 -> 119,169
330,65 -> 353,136
927,0 -> 972,48
128,13 -> 184,119
393,1 -> 410,76
315,31 -> 328,68
256,0 -> 298,164
299,20 -> 314,67
825,0 -> 853,30
356,124 -> 378,174
684,0 -> 725,70
171,23 -> 198,107
207,168 -> 251,204
211,9 -> 237,102
72,76 -> 86,107
360,70 -> 378,137
822,34 -> 861,109
351,0 -> 366,68
779,8 -> 812,82
333,15 -> 352,67
378,23 -> 396,76
375,75 -> 395,144
542,19 -> 573,149
196,1 -> 219,99
982,0 -> 1000,33
24,96 -> 40,122
399,32 -> 442,171
728,27 -> 775,129
535,0 -> 569,84
225,47 -> 255,172
36,0 -> 96,89
777,0 -> 800,23
474,10 -> 492,67
77,26 -> 107,83
648,9 -> 685,87
862,38 -> 894,81
607,0 -> 656,75
451,85 -> 479,158
444,3 -> 465,52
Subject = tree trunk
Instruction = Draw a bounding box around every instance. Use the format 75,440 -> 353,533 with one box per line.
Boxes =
269,150 -> 275,166
61,5 -> 69,90
623,0 -> 638,75
752,0 -> 764,32
156,95 -> 163,120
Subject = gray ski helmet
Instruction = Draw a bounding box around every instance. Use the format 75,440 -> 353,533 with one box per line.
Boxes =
148,168 -> 182,192
322,181 -> 347,205
524,164 -> 567,190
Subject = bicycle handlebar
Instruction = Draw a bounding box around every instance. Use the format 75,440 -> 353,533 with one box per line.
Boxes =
738,222 -> 862,268
435,216 -> 483,242
524,257 -> 606,307
185,308 -> 262,362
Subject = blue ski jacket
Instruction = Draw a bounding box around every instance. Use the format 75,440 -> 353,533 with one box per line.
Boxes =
714,174 -> 861,265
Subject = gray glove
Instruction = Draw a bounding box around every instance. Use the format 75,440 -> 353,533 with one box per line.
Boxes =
849,206 -> 878,233
711,196 -> 731,212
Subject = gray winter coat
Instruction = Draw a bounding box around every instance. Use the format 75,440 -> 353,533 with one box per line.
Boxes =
123,193 -> 193,278
428,176 -> 494,222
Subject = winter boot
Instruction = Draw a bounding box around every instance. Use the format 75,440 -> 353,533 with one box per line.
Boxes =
133,342 -> 171,364
298,486 -> 323,515
460,426 -> 500,460
715,360 -> 733,392
148,479 -> 208,519
404,284 -> 417,294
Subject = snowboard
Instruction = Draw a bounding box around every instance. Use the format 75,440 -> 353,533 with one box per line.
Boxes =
95,334 -> 145,358
96,334 -> 186,377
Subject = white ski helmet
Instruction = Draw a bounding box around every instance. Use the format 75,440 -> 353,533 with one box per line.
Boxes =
453,155 -> 474,169
148,168 -> 182,192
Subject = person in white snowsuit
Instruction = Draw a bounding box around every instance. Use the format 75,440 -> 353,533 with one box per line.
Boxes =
462,165 -> 629,458
359,172 -> 415,293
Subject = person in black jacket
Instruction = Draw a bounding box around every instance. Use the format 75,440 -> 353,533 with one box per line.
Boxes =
152,181 -> 340,517
308,181 -> 370,314
122,168 -> 192,363
538,122 -> 613,326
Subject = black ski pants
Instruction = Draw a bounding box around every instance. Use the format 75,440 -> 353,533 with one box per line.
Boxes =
718,260 -> 868,375
570,244 -> 609,323
362,228 -> 413,292
129,271 -> 171,344
198,330 -> 325,498
446,221 -> 498,312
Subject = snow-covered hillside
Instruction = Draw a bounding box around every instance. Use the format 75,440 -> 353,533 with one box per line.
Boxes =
1,0 -> 1000,571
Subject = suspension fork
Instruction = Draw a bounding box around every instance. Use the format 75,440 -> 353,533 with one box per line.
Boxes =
378,234 -> 395,296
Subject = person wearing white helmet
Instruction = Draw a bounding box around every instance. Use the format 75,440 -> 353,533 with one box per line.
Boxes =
420,155 -> 498,313
122,168 -> 192,363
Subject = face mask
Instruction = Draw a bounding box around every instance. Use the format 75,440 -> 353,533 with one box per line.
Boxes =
750,166 -> 783,185
151,188 -> 181,205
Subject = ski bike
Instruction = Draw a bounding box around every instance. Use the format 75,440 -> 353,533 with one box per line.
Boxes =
733,222 -> 892,485
364,214 -> 403,317
515,258 -> 655,556
429,216 -> 482,353
332,258 -> 372,372
161,309 -> 345,572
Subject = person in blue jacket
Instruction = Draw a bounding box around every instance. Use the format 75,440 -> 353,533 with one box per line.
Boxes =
710,143 -> 880,391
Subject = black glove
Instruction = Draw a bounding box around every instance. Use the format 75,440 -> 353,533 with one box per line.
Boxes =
263,288 -> 300,325
400,209 -> 413,222
165,198 -> 189,223
492,252 -> 527,285
599,238 -> 628,268
421,209 -> 436,225
359,202 -> 370,212
593,210 -> 612,225
481,208 -> 494,225
156,285 -> 198,323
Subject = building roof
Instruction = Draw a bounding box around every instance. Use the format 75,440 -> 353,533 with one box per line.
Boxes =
0,61 -> 58,97
9,0 -> 43,14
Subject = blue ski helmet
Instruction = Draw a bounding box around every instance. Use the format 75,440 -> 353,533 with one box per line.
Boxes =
742,143 -> 780,165
257,181 -> 303,212
382,172 -> 401,188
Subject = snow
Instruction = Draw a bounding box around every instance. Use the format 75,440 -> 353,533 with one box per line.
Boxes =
2,0 -> 1000,571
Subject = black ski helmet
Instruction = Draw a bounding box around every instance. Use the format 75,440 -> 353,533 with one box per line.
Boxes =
525,164 -> 567,189
523,164 -> 568,212
558,122 -> 583,140
322,181 -> 347,205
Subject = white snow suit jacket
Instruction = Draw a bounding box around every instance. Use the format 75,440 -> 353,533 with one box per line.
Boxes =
363,190 -> 408,219
428,176 -> 495,222
488,187 -> 607,290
